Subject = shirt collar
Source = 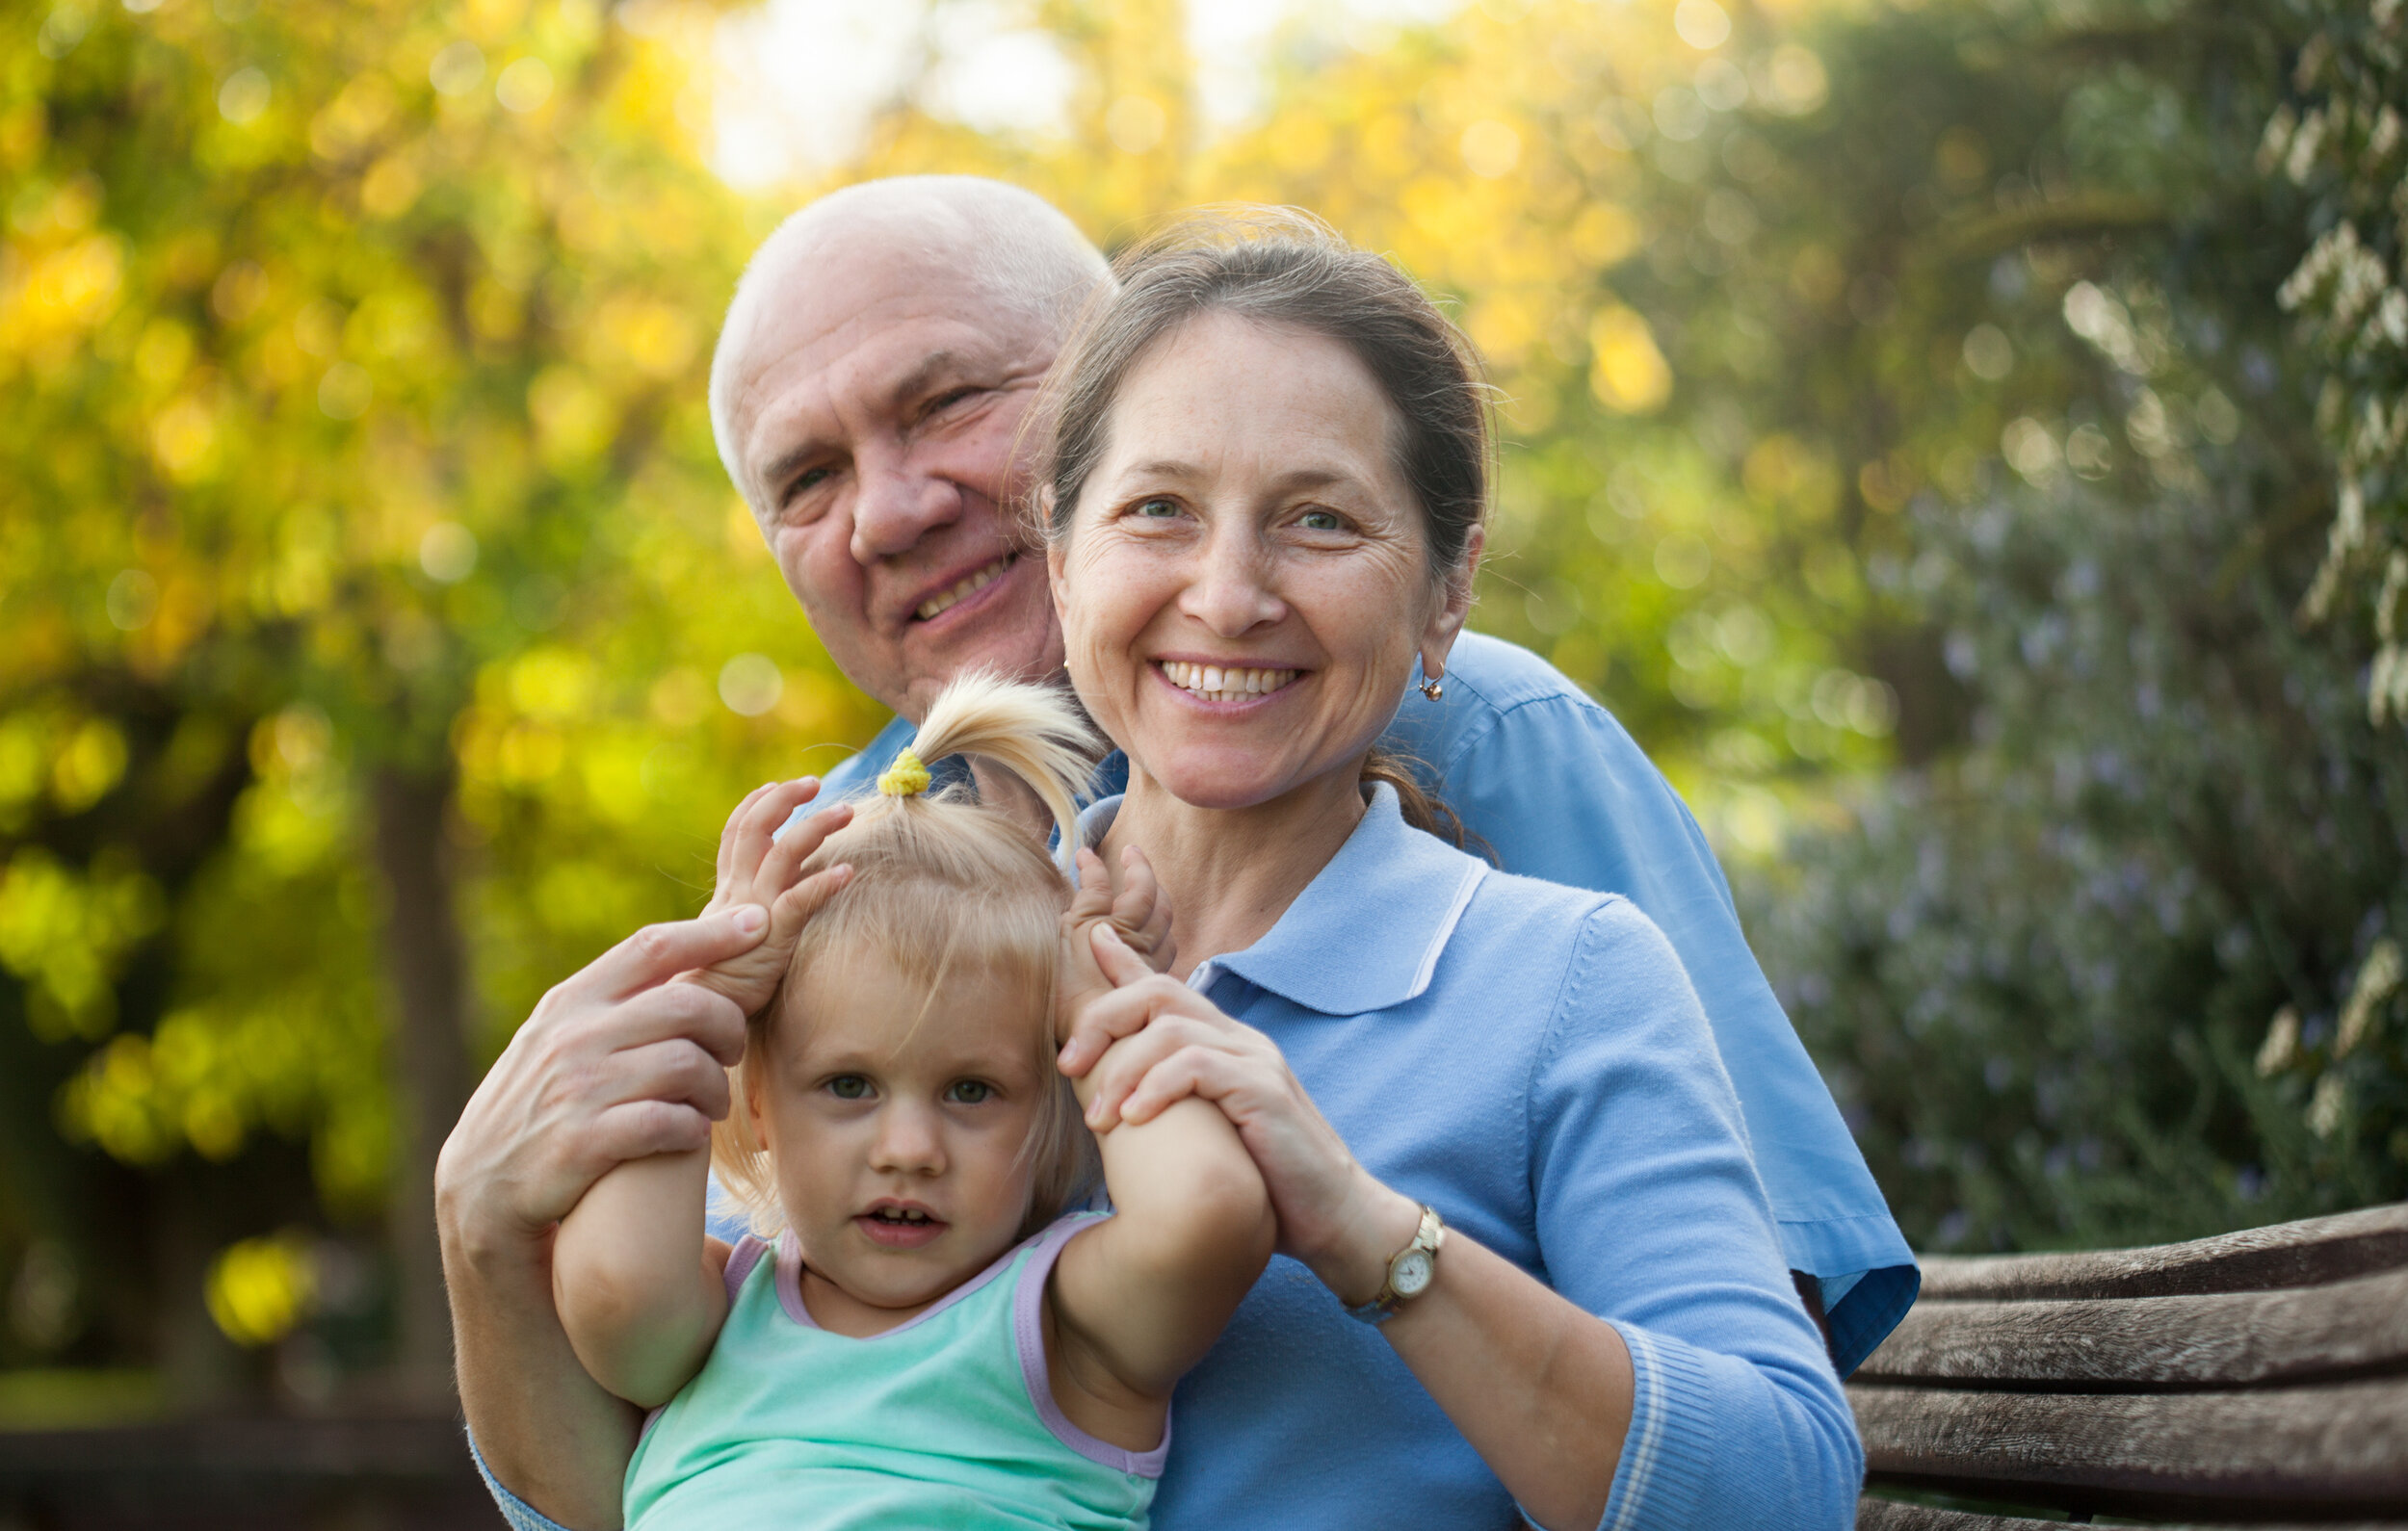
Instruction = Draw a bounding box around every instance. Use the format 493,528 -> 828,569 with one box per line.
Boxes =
1078,784 -> 1487,1016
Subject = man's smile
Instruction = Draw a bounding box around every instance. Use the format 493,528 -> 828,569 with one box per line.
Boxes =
913,554 -> 1016,622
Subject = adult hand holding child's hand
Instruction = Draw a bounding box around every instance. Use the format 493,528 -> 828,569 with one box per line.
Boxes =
1060,925 -> 1417,1304
1055,844 -> 1176,1048
682,777 -> 857,1019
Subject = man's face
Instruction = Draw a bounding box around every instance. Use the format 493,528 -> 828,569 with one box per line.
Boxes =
724,248 -> 1064,721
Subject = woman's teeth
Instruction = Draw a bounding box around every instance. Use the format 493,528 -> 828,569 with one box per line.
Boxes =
1161,662 -> 1298,702
915,558 -> 1011,621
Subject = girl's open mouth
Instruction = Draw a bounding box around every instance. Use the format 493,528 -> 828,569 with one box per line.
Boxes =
856,1206 -> 949,1249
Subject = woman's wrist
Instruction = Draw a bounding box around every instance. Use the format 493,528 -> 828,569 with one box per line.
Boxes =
1303,1174 -> 1426,1307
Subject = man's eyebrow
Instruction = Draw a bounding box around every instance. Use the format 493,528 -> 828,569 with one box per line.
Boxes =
753,350 -> 984,496
892,349 -> 970,408
756,438 -> 826,500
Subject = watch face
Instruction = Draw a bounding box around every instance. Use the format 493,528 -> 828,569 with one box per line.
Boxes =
1392,1249 -> 1434,1298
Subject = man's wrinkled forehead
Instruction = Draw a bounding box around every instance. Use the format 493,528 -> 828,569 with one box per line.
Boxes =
728,245 -> 1042,458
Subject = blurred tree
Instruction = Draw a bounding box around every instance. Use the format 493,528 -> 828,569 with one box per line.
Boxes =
0,0 -> 878,1401
2272,0 -> 2408,726
1710,0 -> 2408,1251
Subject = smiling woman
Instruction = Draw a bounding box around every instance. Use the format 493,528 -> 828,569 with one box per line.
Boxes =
1041,213 -> 1487,843
1034,213 -> 1863,1530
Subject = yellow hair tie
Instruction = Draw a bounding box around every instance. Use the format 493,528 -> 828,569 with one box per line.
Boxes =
877,748 -> 932,797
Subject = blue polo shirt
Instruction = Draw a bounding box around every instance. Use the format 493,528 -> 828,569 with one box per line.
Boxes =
807,632 -> 1914,1372
1094,784 -> 1860,1530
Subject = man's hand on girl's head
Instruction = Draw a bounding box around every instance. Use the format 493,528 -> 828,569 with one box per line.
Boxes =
1056,844 -> 1176,1049
436,905 -> 775,1251
682,779 -> 856,1021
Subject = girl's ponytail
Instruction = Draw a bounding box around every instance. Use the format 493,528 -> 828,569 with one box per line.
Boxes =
876,671 -> 1100,863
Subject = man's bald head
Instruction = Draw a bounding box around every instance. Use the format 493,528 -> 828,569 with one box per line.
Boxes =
709,176 -> 1109,504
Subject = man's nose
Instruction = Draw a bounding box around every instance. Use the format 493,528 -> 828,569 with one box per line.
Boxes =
867,1101 -> 946,1175
1178,525 -> 1287,637
849,446 -> 960,564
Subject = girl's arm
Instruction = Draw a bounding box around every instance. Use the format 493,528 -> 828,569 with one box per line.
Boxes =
1046,1090 -> 1276,1437
1044,847 -> 1272,1442
552,1146 -> 732,1409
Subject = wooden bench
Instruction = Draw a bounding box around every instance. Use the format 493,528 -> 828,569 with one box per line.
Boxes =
1849,1202 -> 2408,1527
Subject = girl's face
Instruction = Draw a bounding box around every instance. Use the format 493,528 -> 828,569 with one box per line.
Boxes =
746,949 -> 1049,1332
1047,312 -> 1474,813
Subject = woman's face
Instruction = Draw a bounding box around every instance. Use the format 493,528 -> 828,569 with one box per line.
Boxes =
1047,313 -> 1474,813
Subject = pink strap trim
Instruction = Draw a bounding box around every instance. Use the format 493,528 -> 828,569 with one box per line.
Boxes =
1012,1213 -> 1170,1478
722,1234 -> 771,1310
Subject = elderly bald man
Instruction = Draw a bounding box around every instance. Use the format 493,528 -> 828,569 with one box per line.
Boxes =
440,176 -> 1915,1530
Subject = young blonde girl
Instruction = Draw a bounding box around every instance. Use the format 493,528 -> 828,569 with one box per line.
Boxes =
551,674 -> 1272,1530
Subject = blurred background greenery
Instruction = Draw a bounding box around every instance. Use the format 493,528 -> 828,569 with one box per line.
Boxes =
0,0 -> 2400,1423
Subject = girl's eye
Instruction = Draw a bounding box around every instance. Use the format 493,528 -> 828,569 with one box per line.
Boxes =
945,1080 -> 993,1104
828,1076 -> 870,1101
1134,497 -> 1180,519
1298,508 -> 1343,532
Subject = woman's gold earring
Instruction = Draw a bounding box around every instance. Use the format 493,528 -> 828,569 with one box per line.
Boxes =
1420,676 -> 1444,701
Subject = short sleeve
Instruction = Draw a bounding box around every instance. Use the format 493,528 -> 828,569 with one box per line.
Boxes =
1525,901 -> 1862,1531
466,1428 -> 584,1531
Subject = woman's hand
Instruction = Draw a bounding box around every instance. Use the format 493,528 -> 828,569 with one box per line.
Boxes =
1055,844 -> 1177,1046
1060,926 -> 1422,1305
683,778 -> 856,1018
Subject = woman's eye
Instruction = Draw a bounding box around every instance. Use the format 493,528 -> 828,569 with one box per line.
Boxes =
1298,509 -> 1343,532
1134,497 -> 1180,519
828,1076 -> 870,1101
945,1080 -> 993,1104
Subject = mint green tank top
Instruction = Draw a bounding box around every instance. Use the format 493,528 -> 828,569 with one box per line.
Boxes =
622,1212 -> 1165,1530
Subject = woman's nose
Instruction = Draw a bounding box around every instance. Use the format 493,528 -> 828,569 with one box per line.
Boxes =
1178,527 -> 1286,636
849,446 -> 962,564
866,1102 -> 947,1174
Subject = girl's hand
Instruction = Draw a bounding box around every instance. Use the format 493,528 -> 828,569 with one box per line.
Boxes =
1055,845 -> 1176,1046
1060,927 -> 1423,1307
682,779 -> 856,1018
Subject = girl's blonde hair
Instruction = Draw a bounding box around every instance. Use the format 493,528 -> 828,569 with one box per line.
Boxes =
711,672 -> 1104,1240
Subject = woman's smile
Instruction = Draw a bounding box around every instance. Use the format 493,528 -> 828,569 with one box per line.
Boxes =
1154,659 -> 1305,707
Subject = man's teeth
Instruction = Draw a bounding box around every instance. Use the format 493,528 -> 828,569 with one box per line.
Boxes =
915,558 -> 1010,621
1160,662 -> 1298,702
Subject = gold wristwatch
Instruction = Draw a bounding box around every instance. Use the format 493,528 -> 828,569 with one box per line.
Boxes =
1345,1203 -> 1447,1325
